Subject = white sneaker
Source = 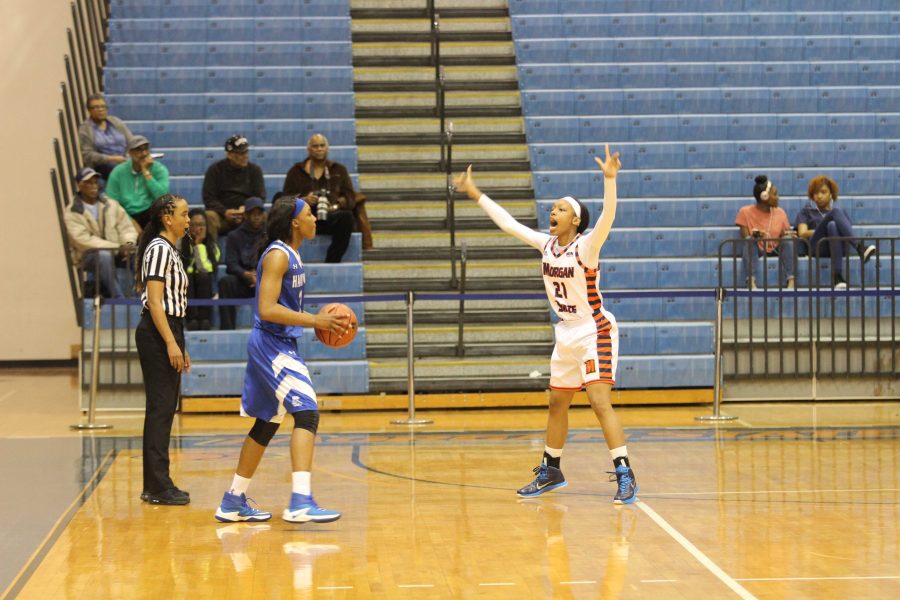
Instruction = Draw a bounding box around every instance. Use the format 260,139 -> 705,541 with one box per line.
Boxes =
834,281 -> 848,291
862,245 -> 877,264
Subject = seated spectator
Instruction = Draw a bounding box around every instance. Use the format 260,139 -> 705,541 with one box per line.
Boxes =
64,167 -> 137,298
218,197 -> 266,330
202,134 -> 266,241
795,175 -> 877,290
78,93 -> 133,179
179,209 -> 220,331
105,135 -> 170,228
735,175 -> 795,289
282,134 -> 356,261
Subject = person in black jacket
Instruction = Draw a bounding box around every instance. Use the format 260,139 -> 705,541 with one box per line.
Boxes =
218,197 -> 267,330
203,134 -> 266,241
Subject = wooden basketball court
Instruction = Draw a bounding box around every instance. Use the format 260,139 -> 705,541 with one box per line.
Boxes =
2,370 -> 898,599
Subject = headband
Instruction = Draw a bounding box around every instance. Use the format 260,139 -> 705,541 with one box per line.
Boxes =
561,196 -> 581,219
293,197 -> 305,217
759,181 -> 772,202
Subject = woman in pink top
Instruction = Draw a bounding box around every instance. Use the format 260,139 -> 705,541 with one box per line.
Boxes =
734,175 -> 795,289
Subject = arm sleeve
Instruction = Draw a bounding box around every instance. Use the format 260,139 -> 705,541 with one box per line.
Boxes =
144,243 -> 169,281
577,177 -> 617,270
144,162 -> 170,200
477,194 -> 549,251
77,120 -> 105,168
202,163 -> 225,215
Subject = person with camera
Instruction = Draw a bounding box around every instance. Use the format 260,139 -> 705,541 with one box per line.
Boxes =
202,134 -> 267,242
735,175 -> 795,290
281,134 -> 354,263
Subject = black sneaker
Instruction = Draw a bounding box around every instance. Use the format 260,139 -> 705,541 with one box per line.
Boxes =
146,488 -> 190,505
860,244 -> 877,264
140,491 -> 150,502
516,464 -> 567,497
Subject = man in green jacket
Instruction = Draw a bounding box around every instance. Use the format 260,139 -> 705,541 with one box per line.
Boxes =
105,135 -> 170,227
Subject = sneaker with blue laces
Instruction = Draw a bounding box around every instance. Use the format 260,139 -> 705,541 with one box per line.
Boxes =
282,493 -> 341,523
215,491 -> 272,522
610,464 -> 638,504
516,464 -> 567,498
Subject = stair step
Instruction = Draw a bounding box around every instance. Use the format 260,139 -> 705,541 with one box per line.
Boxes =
359,143 -> 527,160
355,80 -> 518,92
350,6 -> 509,19
365,307 -> 549,325
355,105 -> 522,118
352,18 -> 509,35
359,159 -> 531,173
367,216 -> 538,230
368,342 -> 553,359
359,170 -> 531,191
366,259 -> 539,281
364,276 -> 543,292
353,31 -> 511,43
366,246 -> 536,260
355,90 -> 520,109
368,233 -> 529,251
354,56 -> 516,67
354,41 -> 513,58
355,65 -> 516,84
356,116 -> 523,136
363,187 -> 529,202
357,132 -> 526,145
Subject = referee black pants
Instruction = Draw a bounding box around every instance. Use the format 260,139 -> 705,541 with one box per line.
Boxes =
135,313 -> 184,494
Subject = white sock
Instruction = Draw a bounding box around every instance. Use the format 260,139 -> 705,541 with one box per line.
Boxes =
610,445 -> 628,464
544,445 -> 563,458
229,474 -> 251,496
292,471 -> 311,496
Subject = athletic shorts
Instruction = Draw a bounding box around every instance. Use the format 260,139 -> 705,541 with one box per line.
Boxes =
241,327 -> 317,423
549,308 -> 618,390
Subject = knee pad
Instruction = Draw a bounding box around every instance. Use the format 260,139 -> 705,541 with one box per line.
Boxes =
248,418 -> 279,446
292,410 -> 320,434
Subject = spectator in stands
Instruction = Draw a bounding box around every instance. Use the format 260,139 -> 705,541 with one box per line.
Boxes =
179,209 -> 220,331
282,134 -> 359,261
78,93 -> 134,179
203,134 -> 267,242
795,175 -> 877,290
106,135 -> 170,228
219,197 -> 267,330
735,175 -> 795,289
64,167 -> 137,298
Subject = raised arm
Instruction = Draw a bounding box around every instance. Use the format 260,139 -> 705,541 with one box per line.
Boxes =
454,165 -> 549,251
579,145 -> 621,269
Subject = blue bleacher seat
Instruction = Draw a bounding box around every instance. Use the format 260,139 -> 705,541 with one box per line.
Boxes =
640,170 -> 692,197
602,260 -> 659,289
205,93 -> 256,119
609,38 -> 660,63
721,89 -> 768,113
819,87 -> 869,112
518,65 -> 570,90
669,63 -> 716,88
526,117 -> 579,143
728,115 -> 777,140
796,14 -> 842,36
617,324 -> 656,355
851,36 -> 899,61
515,40 -> 568,64
867,88 -> 900,112
784,142 -> 834,168
810,62 -> 859,86
511,16 -> 563,39
257,0 -> 349,18
770,88 -> 818,113
803,36 -> 851,61
843,168 -> 895,195
859,61 -> 900,86
507,0 -> 559,14
182,360 -> 368,396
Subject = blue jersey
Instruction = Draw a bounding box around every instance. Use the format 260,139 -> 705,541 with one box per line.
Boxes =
253,240 -> 305,339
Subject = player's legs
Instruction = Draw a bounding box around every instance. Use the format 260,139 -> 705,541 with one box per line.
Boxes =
585,384 -> 637,504
284,411 -> 341,523
216,418 -> 277,522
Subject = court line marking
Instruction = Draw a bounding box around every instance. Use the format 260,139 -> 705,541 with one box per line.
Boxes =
637,501 -> 758,600
0,389 -> 15,404
561,580 -> 596,585
318,586 -> 354,590
0,448 -> 115,599
642,487 -> 900,497
642,579 -> 678,583
479,582 -> 515,586
398,584 -> 435,588
736,576 -> 900,582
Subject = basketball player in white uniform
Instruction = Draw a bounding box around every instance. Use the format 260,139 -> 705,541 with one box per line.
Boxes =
454,145 -> 637,504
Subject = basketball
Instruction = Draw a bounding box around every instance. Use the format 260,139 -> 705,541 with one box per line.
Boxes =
314,303 -> 358,348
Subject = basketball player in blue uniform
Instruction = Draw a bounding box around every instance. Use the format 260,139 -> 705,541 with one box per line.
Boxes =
454,145 -> 638,504
215,197 -> 350,523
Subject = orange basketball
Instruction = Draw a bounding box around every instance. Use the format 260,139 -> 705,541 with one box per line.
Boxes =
314,303 -> 358,348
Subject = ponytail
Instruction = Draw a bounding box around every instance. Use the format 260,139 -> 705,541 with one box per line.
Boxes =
134,194 -> 182,293
256,196 -> 296,262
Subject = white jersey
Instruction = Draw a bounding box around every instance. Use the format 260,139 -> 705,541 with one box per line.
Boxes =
541,234 -> 603,322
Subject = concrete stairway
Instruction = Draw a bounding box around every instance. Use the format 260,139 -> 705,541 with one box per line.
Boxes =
351,0 -> 553,393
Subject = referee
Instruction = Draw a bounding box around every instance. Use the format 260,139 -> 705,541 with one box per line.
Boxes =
134,194 -> 192,505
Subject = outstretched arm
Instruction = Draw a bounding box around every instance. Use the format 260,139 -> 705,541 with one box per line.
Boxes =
454,165 -> 549,251
579,145 -> 621,270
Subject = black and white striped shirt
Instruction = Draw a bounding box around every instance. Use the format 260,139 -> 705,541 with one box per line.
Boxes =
141,237 -> 188,318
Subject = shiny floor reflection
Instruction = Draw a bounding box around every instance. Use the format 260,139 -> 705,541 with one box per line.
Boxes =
10,424 -> 900,599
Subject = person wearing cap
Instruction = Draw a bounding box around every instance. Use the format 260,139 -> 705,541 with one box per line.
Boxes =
281,134 -> 360,261
202,134 -> 267,241
218,197 -> 267,330
64,167 -> 137,298
78,93 -> 134,179
105,135 -> 170,228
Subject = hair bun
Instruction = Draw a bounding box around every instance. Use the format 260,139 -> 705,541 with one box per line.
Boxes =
754,175 -> 768,185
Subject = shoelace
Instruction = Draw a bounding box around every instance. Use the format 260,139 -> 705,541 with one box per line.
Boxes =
244,496 -> 263,511
607,470 -> 633,494
533,464 -> 549,480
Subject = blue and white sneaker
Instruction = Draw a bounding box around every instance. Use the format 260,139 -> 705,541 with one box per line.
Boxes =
215,491 -> 272,522
517,464 -> 567,498
611,465 -> 638,505
282,493 -> 341,523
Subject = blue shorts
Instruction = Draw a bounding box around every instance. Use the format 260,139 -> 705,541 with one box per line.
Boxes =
241,328 -> 317,423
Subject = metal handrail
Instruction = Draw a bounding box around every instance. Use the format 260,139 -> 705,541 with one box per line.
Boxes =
456,243 -> 468,356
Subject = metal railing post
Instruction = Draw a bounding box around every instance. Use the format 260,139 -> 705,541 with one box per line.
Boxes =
445,120 -> 456,288
456,243 -> 467,357
392,291 -> 432,425
72,251 -> 112,430
697,285 -> 737,421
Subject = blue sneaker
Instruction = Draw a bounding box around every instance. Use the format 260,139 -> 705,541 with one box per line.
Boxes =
517,464 -> 567,497
282,493 -> 341,523
215,491 -> 272,522
611,465 -> 638,504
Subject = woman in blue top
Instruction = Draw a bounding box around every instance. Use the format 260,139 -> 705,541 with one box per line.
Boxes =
215,197 -> 350,524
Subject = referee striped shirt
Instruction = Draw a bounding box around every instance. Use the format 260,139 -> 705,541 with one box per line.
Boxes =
141,237 -> 188,318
